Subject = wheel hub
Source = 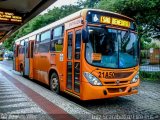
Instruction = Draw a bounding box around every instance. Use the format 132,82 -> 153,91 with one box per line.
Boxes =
52,78 -> 58,89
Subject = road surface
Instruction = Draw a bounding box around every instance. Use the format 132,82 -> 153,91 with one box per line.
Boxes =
0,60 -> 160,120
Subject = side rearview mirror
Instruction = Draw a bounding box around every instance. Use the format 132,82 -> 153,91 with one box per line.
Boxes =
82,29 -> 89,43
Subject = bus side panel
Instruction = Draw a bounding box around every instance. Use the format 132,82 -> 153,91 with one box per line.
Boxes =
15,57 -> 19,71
29,58 -> 33,79
40,53 -> 50,84
19,54 -> 24,71
56,53 -> 64,87
33,53 -> 39,80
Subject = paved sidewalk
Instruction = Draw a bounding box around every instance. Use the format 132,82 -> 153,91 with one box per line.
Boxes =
0,70 -> 52,120
0,63 -> 92,120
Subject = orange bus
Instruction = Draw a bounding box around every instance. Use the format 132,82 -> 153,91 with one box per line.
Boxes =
13,9 -> 140,100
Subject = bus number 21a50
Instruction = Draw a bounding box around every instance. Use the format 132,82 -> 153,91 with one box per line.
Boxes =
98,72 -> 115,78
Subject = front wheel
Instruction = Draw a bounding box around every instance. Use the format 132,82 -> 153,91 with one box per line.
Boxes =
50,73 -> 60,94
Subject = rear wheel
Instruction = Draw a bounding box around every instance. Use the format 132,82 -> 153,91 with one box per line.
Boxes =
50,72 -> 60,94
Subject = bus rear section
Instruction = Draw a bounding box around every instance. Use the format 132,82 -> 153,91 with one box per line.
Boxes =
13,39 -> 34,78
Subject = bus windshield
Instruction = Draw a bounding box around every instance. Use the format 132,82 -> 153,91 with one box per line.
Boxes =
85,26 -> 139,69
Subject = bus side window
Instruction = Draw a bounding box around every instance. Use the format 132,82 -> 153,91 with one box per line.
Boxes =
38,30 -> 51,53
75,30 -> 81,59
16,46 -> 19,57
34,34 -> 40,53
19,40 -> 24,54
68,32 -> 72,60
51,26 -> 64,52
13,45 -> 16,57
19,46 -> 21,54
30,42 -> 34,58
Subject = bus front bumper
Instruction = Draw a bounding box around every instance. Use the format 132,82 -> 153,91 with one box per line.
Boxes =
81,79 -> 140,100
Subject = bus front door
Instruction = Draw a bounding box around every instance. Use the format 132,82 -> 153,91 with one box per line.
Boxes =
66,28 -> 82,96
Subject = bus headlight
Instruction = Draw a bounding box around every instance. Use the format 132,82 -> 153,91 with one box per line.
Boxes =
83,72 -> 102,86
131,72 -> 139,83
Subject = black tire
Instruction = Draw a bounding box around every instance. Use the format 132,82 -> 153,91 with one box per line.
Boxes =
50,72 -> 60,94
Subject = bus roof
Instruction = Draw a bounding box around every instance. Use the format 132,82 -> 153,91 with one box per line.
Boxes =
15,10 -> 82,43
15,9 -> 134,43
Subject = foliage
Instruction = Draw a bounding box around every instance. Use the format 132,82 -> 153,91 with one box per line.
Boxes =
77,0 -> 99,8
140,71 -> 160,81
0,44 -> 4,50
140,50 -> 149,58
149,42 -> 160,49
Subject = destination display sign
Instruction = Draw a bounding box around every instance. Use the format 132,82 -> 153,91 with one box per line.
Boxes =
0,11 -> 22,24
100,16 -> 130,28
87,12 -> 131,28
